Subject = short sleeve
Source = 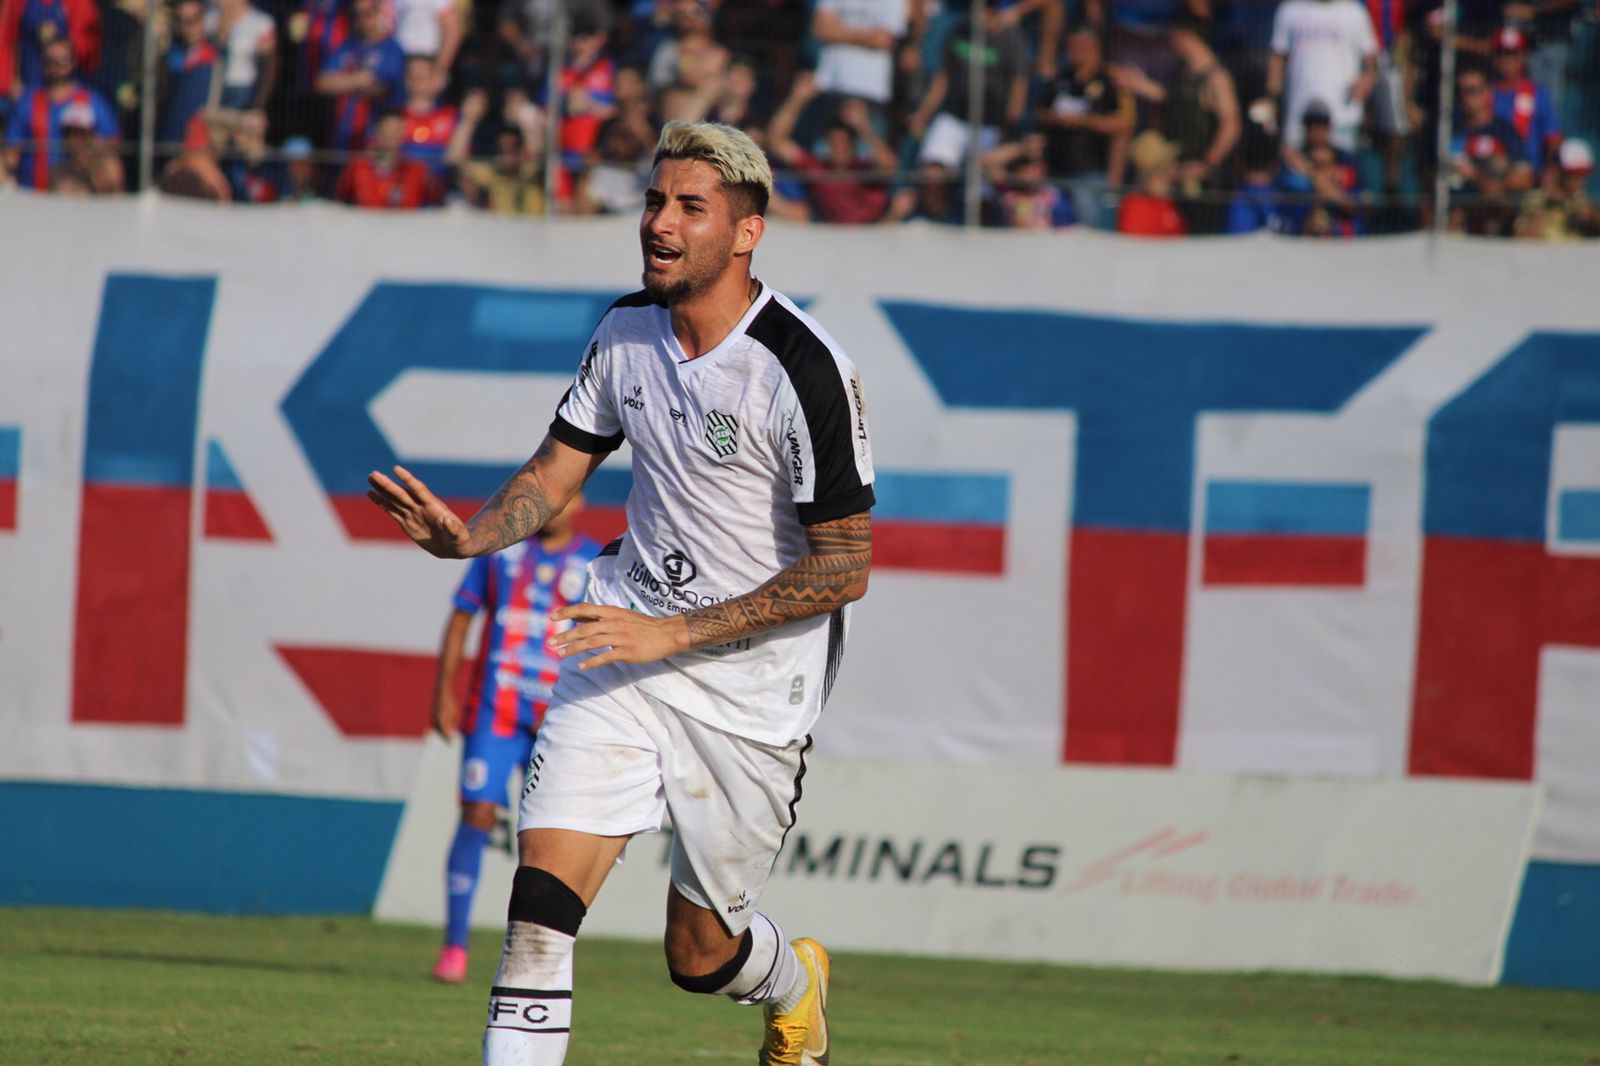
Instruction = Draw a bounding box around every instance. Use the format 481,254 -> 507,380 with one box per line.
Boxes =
1270,4 -> 1290,54
550,321 -> 624,454
885,0 -> 909,35
451,556 -> 489,614
769,361 -> 876,526
1355,6 -> 1378,55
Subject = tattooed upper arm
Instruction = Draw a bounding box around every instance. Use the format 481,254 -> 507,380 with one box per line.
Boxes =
804,511 -> 873,562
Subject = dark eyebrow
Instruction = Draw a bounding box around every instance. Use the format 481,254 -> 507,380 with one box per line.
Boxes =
644,188 -> 712,204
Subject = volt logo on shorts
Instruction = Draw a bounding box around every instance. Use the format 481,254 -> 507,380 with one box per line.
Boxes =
486,987 -> 573,1033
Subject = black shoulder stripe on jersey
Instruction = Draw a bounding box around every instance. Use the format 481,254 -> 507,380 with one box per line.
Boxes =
549,414 -> 624,455
599,536 -> 624,557
746,299 -> 865,506
608,289 -> 663,310
796,484 -> 876,526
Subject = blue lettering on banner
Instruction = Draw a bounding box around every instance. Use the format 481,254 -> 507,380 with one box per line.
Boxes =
880,302 -> 1422,532
281,285 -> 620,501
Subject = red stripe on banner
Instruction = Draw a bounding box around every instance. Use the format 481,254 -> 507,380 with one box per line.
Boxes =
571,506 -> 627,546
1410,536 -> 1600,780
1064,528 -> 1189,766
1201,533 -> 1366,586
873,521 -> 1005,574
332,495 -> 627,547
0,480 -> 15,530
73,484 -> 192,725
275,645 -> 438,737
204,489 -> 273,541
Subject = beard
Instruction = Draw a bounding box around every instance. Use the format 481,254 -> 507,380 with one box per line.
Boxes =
641,229 -> 736,304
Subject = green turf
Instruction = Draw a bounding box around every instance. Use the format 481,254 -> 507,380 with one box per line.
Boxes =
0,908 -> 1596,1065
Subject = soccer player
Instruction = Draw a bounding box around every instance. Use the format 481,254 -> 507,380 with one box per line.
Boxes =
430,493 -> 601,985
368,119 -> 875,1066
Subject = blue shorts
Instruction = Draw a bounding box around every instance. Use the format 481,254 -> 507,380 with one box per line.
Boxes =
460,726 -> 537,808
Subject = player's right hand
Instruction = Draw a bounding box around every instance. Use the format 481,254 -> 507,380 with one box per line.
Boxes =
432,692 -> 460,741
366,465 -> 475,558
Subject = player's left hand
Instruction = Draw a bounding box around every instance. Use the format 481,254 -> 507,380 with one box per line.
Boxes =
550,604 -> 689,669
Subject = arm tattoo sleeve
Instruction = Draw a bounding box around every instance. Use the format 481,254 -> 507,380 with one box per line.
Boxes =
464,438 -> 561,555
683,512 -> 872,649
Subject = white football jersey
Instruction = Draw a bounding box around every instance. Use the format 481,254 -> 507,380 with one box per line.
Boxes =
551,284 -> 876,744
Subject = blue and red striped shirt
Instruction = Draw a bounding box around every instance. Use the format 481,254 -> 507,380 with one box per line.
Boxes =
454,535 -> 601,736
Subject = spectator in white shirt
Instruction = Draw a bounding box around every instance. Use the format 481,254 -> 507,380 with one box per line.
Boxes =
1259,0 -> 1377,152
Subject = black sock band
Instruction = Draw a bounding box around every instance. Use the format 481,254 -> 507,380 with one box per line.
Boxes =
669,929 -> 754,994
507,866 -> 587,937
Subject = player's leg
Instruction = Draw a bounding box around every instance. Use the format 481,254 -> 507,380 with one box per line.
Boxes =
483,671 -> 668,1066
664,867 -> 829,1066
438,726 -> 535,982
652,702 -> 827,1065
483,828 -> 629,1066
435,798 -> 497,982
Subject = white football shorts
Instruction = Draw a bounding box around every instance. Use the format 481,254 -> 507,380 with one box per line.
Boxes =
516,658 -> 811,936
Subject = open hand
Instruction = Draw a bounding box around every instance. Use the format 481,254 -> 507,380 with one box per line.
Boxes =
367,465 -> 474,558
551,604 -> 689,670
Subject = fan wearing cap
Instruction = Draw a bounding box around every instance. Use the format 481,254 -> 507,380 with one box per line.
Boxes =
1489,24 -> 1561,177
1116,128 -> 1188,236
1516,137 -> 1600,240
50,93 -> 121,192
4,34 -> 115,190
1277,98 -> 1361,235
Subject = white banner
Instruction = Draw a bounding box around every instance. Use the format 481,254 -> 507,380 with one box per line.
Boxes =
376,739 -> 1540,984
0,192 -> 1597,870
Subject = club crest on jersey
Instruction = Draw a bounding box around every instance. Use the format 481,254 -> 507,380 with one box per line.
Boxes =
705,410 -> 739,457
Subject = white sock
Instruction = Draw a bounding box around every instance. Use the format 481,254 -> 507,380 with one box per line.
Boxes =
718,912 -> 808,1011
482,921 -> 575,1066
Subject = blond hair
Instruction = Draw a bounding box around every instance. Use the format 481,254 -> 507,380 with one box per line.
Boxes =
653,120 -> 772,218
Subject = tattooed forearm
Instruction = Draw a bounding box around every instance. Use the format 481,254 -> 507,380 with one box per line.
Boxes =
464,441 -> 561,555
684,512 -> 872,649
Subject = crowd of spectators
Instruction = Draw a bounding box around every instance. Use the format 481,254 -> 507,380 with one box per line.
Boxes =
0,0 -> 1596,238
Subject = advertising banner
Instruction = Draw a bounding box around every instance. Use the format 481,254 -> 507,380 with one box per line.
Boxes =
376,740 -> 1540,984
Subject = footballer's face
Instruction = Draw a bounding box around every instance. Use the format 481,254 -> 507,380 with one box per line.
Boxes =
640,157 -> 745,305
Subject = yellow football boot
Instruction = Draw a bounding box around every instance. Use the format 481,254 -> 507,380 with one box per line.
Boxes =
758,938 -> 830,1065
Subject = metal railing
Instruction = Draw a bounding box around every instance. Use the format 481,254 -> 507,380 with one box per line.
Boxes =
0,0 -> 1593,240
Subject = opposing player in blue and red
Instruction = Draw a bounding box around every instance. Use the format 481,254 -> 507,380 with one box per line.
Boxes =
429,493 -> 601,984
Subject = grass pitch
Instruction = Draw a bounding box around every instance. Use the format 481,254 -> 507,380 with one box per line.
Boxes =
1,908 -> 1596,1065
